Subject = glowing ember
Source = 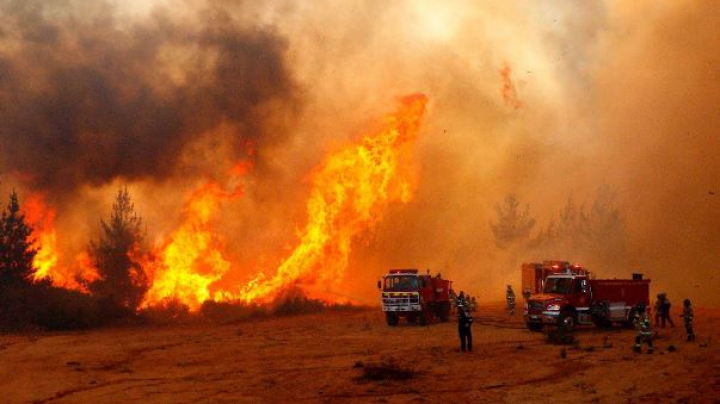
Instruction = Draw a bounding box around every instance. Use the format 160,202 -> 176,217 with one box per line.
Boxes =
239,93 -> 428,303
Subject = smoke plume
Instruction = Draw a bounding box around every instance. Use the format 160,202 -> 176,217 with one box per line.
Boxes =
0,0 -> 297,194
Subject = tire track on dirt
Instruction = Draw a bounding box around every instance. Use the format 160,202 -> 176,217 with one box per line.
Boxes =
293,357 -> 592,401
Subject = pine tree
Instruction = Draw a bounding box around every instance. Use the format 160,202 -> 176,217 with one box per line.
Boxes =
527,186 -> 628,269
88,187 -> 148,316
0,191 -> 38,288
579,184 -> 627,267
490,194 -> 536,249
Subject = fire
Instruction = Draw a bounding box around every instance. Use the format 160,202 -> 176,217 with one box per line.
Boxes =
24,193 -> 96,290
239,93 -> 428,303
24,193 -> 59,281
140,163 -> 250,311
21,94 -> 428,311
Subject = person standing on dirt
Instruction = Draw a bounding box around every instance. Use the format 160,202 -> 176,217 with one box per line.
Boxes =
457,304 -> 473,353
653,293 -> 663,326
680,298 -> 695,341
633,304 -> 654,354
506,285 -> 516,315
660,293 -> 675,328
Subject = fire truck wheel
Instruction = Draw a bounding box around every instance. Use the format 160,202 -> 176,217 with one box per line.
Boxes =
386,312 -> 399,326
439,303 -> 450,322
592,316 -> 612,328
418,312 -> 427,326
559,309 -> 577,330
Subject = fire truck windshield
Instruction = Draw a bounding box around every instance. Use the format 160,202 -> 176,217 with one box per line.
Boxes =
384,276 -> 418,292
544,277 -> 573,294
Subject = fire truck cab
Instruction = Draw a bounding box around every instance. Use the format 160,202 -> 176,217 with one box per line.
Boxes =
523,261 -> 650,331
378,269 -> 452,326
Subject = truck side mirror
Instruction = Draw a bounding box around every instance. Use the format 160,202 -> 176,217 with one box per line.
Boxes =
377,280 -> 381,290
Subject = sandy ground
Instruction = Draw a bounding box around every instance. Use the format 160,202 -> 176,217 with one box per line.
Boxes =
1,304 -> 718,404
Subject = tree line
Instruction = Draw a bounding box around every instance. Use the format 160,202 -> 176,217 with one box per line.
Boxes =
489,184 -> 628,270
0,188 -> 148,330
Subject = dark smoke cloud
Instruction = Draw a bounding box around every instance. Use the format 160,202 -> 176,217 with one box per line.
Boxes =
0,0 -> 297,194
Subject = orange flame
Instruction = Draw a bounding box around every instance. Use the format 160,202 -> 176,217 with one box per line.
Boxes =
140,163 -> 250,311
24,193 -> 97,290
38,94 -> 427,311
24,193 -> 59,281
239,93 -> 428,303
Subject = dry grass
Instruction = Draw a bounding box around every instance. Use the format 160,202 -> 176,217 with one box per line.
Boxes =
360,357 -> 416,381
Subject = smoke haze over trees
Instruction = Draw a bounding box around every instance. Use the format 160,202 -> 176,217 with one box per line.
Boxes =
523,185 -> 628,272
490,194 -> 536,250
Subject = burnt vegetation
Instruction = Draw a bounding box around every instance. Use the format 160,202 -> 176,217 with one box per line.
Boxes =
359,357 -> 417,381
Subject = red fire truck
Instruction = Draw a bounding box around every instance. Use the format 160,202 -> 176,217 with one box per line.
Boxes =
522,261 -> 650,331
377,269 -> 452,326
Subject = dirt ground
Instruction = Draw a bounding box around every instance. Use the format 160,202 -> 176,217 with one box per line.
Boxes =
1,303 -> 718,404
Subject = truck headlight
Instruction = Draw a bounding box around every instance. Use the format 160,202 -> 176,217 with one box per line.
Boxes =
546,304 -> 560,311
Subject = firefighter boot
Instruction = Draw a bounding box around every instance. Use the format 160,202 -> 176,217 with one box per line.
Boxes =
647,347 -> 654,354
633,344 -> 641,354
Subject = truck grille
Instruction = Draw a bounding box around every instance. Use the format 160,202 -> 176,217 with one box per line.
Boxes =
383,297 -> 420,305
528,302 -> 544,312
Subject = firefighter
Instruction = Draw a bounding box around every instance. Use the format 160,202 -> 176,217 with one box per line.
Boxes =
659,293 -> 675,328
449,288 -> 458,316
680,298 -> 695,341
457,291 -> 467,308
522,288 -> 531,301
457,303 -> 473,352
506,285 -> 516,315
633,304 -> 654,354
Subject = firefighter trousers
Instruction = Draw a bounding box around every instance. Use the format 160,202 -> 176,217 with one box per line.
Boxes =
685,321 -> 695,341
459,325 -> 472,352
634,334 -> 653,350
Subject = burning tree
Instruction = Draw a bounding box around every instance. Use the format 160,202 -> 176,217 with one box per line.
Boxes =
87,187 -> 149,316
490,194 -> 536,250
0,191 -> 38,288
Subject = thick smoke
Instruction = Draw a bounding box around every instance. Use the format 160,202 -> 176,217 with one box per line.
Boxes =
0,0 -> 297,194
